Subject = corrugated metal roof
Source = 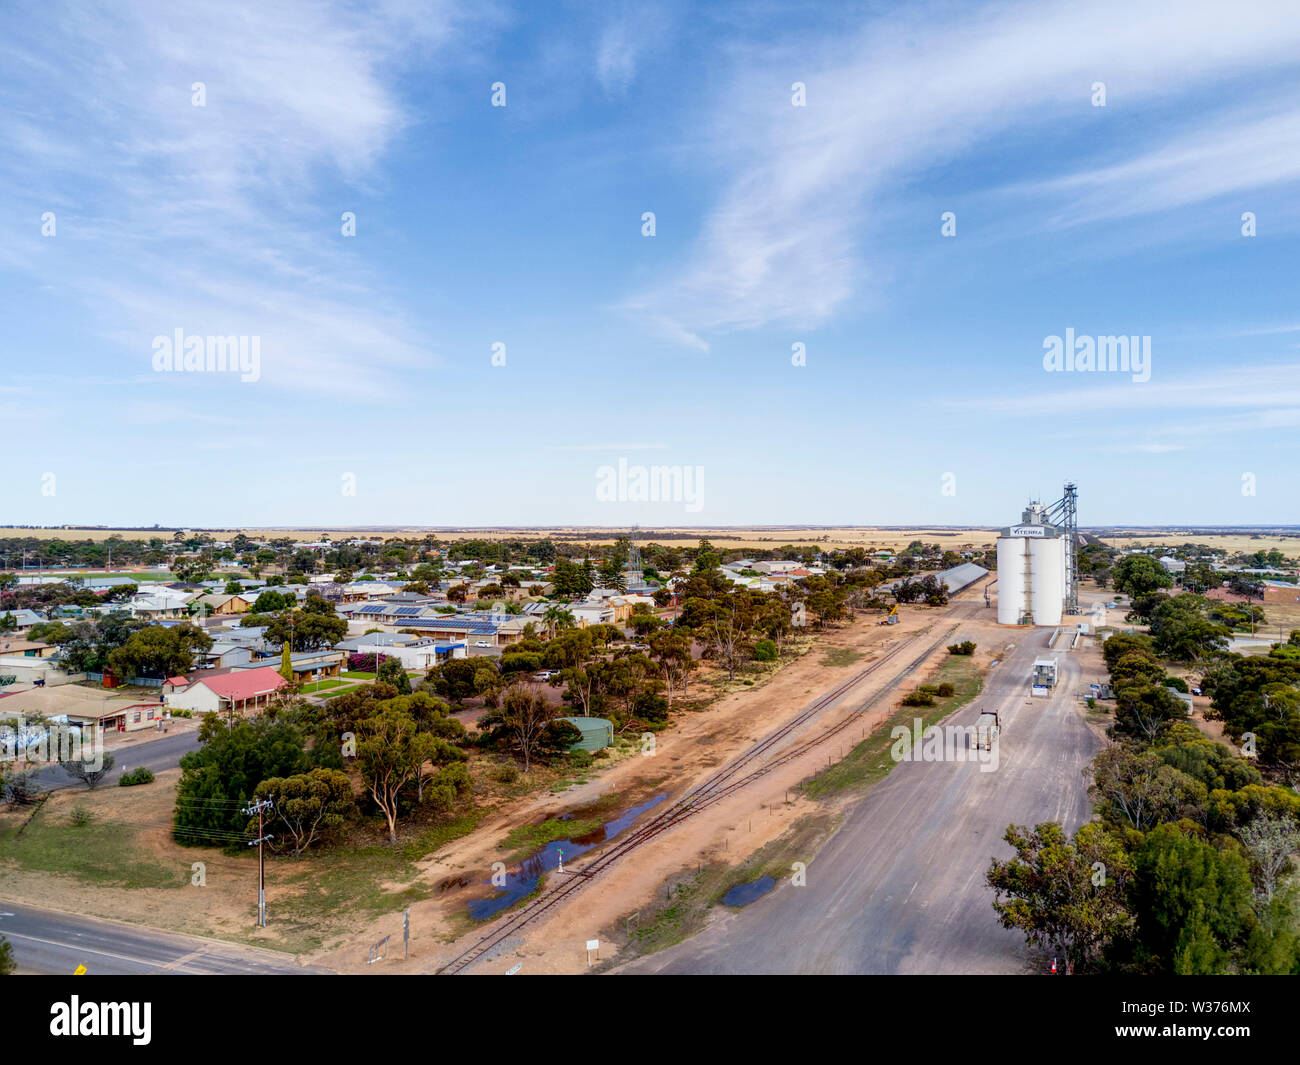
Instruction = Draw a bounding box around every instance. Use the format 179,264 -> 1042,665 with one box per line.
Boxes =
936,562 -> 989,594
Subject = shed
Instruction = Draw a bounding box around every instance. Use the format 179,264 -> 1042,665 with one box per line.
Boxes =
558,716 -> 614,752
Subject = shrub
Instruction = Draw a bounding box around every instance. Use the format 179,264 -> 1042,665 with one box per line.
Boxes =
70,804 -> 93,826
494,763 -> 520,784
348,652 -> 390,672
936,682 -> 955,697
119,767 -> 155,787
634,691 -> 670,724
753,639 -> 778,662
1164,676 -> 1189,693
902,691 -> 936,707
947,641 -> 976,656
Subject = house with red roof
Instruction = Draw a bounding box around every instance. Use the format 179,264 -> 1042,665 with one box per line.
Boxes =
164,665 -> 287,716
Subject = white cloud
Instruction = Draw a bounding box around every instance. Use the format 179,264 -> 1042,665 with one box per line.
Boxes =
625,0 -> 1300,348
0,0 -> 490,399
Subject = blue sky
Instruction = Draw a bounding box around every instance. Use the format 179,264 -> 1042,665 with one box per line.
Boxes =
3,0 -> 1300,529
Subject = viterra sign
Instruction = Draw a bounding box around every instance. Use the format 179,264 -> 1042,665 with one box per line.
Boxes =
1009,525 -> 1047,537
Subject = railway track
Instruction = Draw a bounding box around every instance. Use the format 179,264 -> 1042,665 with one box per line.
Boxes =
435,594 -> 983,974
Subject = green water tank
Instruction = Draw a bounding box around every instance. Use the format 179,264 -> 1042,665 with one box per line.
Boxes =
558,716 -> 614,752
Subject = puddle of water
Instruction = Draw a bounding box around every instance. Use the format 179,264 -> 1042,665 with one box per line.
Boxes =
721,875 -> 775,908
467,794 -> 667,921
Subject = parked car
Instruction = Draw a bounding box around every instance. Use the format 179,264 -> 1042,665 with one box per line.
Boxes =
475,640 -> 491,647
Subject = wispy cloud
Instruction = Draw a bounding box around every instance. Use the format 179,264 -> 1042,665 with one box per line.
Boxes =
0,0 -> 493,398
624,0 -> 1300,349
594,5 -> 671,95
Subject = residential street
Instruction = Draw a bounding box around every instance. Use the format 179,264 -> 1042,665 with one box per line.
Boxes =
26,728 -> 201,791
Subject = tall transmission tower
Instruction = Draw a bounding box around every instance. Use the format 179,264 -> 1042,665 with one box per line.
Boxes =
1046,481 -> 1080,615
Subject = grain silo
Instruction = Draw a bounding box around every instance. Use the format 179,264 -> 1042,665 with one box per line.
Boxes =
996,501 -> 1067,626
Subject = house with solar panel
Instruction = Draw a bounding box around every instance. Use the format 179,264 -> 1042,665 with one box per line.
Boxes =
390,610 -> 534,648
335,632 -> 465,669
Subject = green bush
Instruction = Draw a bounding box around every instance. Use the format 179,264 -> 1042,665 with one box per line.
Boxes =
902,691 -> 936,707
753,639 -> 778,662
119,767 -> 155,787
947,641 -> 976,656
70,804 -> 93,827
936,682 -> 955,697
1164,677 -> 1189,693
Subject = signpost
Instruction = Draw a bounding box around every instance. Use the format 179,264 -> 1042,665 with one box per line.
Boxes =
585,939 -> 599,966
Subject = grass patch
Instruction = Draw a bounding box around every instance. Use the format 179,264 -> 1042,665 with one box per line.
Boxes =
820,647 -> 862,668
300,679 -> 349,693
802,654 -> 983,800
341,670 -> 376,679
501,816 -> 602,857
0,806 -> 182,890
317,686 -> 361,699
244,810 -> 484,954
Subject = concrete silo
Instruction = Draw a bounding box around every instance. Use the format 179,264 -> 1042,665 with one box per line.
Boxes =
996,501 -> 1067,626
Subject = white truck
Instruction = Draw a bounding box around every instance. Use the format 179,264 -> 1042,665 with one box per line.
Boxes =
973,710 -> 1001,751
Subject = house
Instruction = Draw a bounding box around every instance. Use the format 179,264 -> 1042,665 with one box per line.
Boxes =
335,633 -> 465,670
0,609 -> 43,635
390,612 -> 533,647
570,602 -> 616,627
195,642 -> 255,670
194,593 -> 252,615
0,638 -> 55,660
126,589 -> 195,619
255,650 -> 345,683
165,666 -> 287,716
0,684 -> 165,733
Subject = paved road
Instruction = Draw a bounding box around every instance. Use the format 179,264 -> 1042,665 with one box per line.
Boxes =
28,729 -> 201,791
0,901 -> 325,974
624,617 -> 1100,975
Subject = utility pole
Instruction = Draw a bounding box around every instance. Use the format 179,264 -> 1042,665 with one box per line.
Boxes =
243,798 -> 274,927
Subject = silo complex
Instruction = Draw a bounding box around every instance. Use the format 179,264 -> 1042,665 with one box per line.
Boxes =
996,502 -> 1067,626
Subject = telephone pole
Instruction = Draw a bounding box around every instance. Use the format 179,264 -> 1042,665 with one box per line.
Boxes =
243,798 -> 274,927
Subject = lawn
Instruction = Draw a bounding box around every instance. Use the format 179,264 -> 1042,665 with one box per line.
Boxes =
341,670 -> 376,679
300,679 -> 350,693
